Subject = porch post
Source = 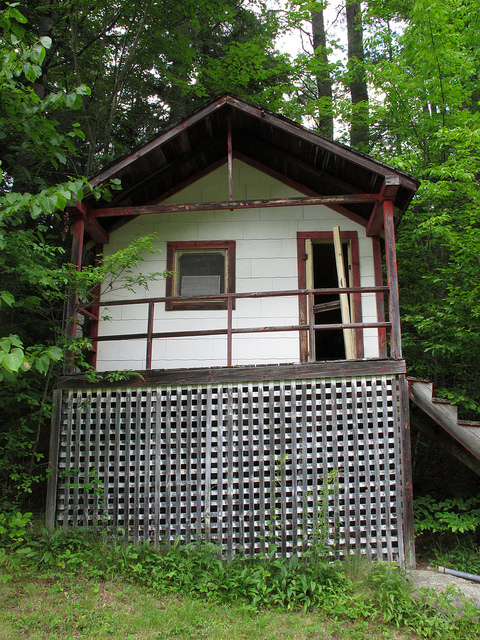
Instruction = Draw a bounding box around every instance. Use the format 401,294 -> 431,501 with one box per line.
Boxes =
45,389 -> 62,529
399,375 -> 416,568
383,200 -> 402,359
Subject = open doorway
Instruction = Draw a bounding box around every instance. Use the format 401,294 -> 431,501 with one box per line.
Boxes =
297,231 -> 361,362
311,242 -> 347,360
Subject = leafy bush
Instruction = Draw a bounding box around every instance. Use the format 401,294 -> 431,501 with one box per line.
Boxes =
0,512 -> 32,548
2,529 -> 480,638
415,494 -> 480,535
414,494 -> 480,574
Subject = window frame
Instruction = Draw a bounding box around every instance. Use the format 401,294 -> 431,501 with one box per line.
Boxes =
165,240 -> 236,310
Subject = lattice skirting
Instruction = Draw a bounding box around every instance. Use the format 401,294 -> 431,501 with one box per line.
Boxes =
54,375 -> 406,563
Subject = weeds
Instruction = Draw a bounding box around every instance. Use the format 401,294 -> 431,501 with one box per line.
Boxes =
414,494 -> 480,574
1,528 -> 479,639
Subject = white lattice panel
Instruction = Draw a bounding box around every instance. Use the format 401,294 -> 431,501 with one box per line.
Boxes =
56,376 -> 404,561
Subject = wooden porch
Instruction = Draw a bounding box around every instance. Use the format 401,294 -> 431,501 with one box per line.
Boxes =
79,282 -> 394,371
47,359 -> 414,567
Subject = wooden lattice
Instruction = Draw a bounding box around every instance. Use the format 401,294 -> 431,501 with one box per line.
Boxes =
56,376 -> 404,562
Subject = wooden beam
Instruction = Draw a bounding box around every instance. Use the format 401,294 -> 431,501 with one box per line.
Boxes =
235,152 -> 369,227
237,134 -> 364,196
333,226 -> 355,359
383,200 -> 402,358
56,358 -> 407,390
409,380 -> 480,460
88,94 -> 231,187
373,236 -> 387,358
89,193 -> 380,218
366,175 -> 400,237
411,406 -> 480,477
399,374 -> 415,568
227,115 -> 234,201
66,201 -> 109,245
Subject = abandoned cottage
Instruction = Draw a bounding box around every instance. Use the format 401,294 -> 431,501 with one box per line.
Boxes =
46,93 -> 420,567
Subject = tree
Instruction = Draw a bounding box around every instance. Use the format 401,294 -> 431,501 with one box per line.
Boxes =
19,0 -> 290,175
365,0 -> 480,415
345,0 -> 368,148
311,4 -> 334,138
0,5 -> 166,507
281,0 -> 338,135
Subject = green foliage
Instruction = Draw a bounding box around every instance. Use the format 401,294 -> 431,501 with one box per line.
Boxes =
361,0 -> 480,416
0,7 -> 175,509
415,494 -> 480,536
414,494 -> 480,576
0,512 -> 32,548
2,530 -> 480,638
17,0 -> 290,174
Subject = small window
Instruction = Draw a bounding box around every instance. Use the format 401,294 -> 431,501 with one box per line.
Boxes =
166,241 -> 235,310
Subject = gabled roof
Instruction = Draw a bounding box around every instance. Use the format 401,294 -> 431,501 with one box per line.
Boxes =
83,93 -> 419,237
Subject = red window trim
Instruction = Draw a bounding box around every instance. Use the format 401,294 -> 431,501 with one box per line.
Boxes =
166,240 -> 236,311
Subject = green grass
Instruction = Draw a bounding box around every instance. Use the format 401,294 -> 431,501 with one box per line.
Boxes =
0,572 -> 419,640
1,527 -> 480,640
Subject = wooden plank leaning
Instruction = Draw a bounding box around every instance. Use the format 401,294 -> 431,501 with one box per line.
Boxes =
332,226 -> 356,359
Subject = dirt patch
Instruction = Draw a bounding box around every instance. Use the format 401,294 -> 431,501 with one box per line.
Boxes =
407,568 -> 480,610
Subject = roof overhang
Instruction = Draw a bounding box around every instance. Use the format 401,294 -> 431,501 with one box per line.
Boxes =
79,93 -> 419,242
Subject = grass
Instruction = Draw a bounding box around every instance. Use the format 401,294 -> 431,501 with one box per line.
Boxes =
1,527 -> 479,640
0,572 -> 419,640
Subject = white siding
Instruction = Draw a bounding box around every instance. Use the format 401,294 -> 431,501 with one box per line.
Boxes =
96,160 -> 379,371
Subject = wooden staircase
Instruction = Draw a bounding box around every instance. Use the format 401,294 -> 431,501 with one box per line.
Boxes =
408,379 -> 480,471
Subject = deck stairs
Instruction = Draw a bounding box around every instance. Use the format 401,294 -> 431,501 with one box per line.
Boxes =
408,379 -> 480,470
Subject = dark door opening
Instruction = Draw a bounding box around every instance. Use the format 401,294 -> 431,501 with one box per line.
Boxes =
312,242 -> 350,361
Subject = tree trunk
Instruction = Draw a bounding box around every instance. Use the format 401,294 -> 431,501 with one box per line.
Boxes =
311,8 -> 334,139
346,0 -> 368,148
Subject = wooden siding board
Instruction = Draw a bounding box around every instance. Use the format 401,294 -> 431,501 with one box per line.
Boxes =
57,361 -> 406,390
46,389 -> 62,530
154,388 -> 161,546
227,385 -> 234,556
247,383 -> 255,554
164,387 -> 172,543
300,382 -> 308,554
185,387 -> 193,544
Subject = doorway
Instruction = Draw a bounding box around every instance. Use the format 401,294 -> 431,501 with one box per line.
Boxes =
297,231 -> 361,362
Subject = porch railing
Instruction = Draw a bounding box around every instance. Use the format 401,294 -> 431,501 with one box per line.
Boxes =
80,286 -> 393,370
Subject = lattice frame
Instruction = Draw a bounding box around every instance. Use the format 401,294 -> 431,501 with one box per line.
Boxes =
56,375 -> 404,562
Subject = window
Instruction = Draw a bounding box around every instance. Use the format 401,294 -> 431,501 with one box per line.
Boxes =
166,241 -> 235,310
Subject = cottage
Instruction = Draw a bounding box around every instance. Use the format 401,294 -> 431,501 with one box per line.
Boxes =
47,94 -> 420,566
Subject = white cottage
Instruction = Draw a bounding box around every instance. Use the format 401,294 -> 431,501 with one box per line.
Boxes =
47,94 -> 419,566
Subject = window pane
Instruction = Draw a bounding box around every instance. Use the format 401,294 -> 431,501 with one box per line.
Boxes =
178,251 -> 225,295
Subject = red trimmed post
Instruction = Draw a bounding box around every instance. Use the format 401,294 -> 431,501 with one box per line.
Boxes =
383,201 -> 402,359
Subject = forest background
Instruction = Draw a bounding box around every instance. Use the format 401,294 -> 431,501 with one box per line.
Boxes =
1,0 -> 480,511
